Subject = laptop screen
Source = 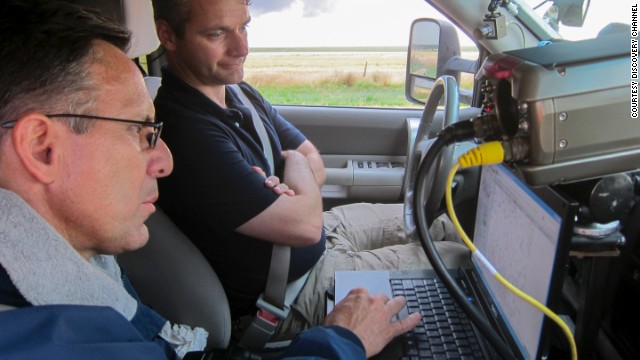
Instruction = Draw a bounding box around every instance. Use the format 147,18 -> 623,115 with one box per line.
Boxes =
472,164 -> 574,359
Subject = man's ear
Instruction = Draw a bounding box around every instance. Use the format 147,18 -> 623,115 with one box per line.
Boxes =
156,19 -> 177,51
11,114 -> 58,184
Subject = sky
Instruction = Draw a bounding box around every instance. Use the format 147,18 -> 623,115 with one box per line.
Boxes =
248,0 -> 443,48
246,0 -> 632,48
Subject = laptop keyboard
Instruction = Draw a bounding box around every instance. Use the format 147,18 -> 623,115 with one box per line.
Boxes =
391,278 -> 484,360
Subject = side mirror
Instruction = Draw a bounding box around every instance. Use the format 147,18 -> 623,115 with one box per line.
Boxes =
405,19 -> 476,105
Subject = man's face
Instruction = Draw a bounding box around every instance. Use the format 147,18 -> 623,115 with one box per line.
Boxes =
50,41 -> 173,259
168,0 -> 250,87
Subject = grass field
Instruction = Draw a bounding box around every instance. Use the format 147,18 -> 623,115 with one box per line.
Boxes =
244,48 -> 476,108
244,49 -> 415,107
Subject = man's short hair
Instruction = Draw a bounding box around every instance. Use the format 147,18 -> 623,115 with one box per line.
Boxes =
152,0 -> 193,38
152,0 -> 251,38
0,0 -> 131,135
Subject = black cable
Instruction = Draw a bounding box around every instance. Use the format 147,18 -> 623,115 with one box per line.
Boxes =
413,126 -> 516,359
533,0 -> 550,10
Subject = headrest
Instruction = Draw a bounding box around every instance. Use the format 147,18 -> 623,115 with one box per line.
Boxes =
122,0 -> 160,58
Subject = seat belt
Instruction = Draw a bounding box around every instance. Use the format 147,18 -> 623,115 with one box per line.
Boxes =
229,84 -> 308,349
0,304 -> 15,312
230,84 -> 274,174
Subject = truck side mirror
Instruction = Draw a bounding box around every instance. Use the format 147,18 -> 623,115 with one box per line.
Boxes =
405,18 -> 476,105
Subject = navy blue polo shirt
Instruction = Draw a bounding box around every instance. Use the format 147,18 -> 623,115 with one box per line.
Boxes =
155,69 -> 326,317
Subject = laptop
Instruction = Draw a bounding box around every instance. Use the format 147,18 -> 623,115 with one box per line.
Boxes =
334,163 -> 577,359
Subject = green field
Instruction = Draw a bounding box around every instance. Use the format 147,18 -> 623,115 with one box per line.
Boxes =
244,49 -> 416,108
244,48 -> 475,108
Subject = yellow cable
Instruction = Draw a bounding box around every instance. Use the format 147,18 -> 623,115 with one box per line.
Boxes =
445,141 -> 578,360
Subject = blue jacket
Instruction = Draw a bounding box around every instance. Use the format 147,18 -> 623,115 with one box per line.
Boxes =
0,305 -> 365,359
0,305 -> 176,359
0,264 -> 365,359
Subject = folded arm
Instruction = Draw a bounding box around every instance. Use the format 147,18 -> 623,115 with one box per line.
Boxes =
236,149 -> 324,247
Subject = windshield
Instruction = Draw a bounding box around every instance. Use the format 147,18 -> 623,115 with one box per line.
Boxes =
519,0 -> 631,41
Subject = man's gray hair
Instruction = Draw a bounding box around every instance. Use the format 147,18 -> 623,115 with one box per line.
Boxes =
0,0 -> 131,137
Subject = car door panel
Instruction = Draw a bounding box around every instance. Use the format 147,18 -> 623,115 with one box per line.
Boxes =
275,105 -> 481,208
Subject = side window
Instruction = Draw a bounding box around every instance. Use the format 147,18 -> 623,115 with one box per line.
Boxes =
244,2 -> 477,109
244,48 -> 412,108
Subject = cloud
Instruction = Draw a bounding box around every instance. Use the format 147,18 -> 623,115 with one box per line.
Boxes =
250,0 -> 337,17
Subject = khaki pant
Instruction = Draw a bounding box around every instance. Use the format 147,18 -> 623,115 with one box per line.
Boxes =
274,203 -> 470,340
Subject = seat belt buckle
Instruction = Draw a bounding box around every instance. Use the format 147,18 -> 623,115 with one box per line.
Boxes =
255,294 -> 290,321
256,309 -> 279,327
238,295 -> 290,349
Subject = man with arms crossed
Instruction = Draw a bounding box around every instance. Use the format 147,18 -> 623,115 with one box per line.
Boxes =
0,1 -> 419,359
152,0 -> 469,340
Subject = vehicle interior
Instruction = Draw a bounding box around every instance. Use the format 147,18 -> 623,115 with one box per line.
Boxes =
64,0 -> 638,359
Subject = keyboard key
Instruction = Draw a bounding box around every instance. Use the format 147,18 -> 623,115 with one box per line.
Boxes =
391,277 -> 484,360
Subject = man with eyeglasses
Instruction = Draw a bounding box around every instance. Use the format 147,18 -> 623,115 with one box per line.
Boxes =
0,1 -> 419,359
0,0 -> 183,357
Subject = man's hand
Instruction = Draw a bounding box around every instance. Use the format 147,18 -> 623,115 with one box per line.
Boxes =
295,140 -> 326,188
237,151 -> 322,246
251,166 -> 295,196
324,288 -> 422,358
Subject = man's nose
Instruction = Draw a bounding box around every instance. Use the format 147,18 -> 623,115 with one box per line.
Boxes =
228,30 -> 249,57
149,138 -> 174,177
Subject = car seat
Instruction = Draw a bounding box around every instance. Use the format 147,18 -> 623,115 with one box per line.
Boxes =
118,209 -> 232,350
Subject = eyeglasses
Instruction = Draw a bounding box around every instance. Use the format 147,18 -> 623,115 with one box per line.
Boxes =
1,113 -> 163,149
